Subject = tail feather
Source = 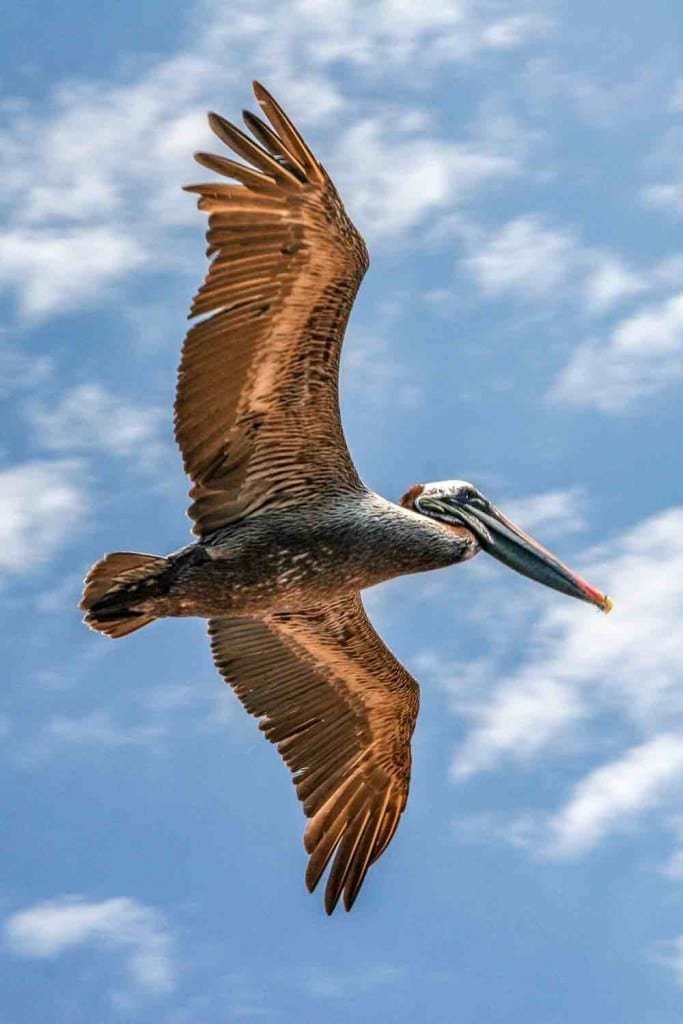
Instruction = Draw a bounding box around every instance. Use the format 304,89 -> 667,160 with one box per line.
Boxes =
80,551 -> 169,639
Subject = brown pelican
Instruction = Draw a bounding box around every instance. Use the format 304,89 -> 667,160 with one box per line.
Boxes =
81,83 -> 612,914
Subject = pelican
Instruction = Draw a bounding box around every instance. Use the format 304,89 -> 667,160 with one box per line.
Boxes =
81,83 -> 612,914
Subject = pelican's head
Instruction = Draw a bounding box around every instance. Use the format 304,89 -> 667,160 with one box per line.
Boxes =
401,479 -> 612,613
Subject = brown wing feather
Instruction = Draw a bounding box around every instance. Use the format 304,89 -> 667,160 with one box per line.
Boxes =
176,82 -> 369,536
208,594 -> 419,914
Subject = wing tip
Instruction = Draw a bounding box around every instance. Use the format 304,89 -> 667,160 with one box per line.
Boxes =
324,885 -> 341,916
323,870 -> 361,914
343,887 -> 360,912
207,109 -> 225,130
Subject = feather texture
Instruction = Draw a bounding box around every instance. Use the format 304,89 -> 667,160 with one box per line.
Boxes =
208,594 -> 419,913
175,82 -> 368,535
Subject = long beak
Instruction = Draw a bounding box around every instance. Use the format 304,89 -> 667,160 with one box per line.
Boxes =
429,498 -> 612,612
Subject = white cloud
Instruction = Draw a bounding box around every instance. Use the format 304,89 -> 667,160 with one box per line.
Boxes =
499,487 -> 587,539
334,116 -> 520,241
451,674 -> 585,779
0,59 -> 211,318
582,254 -> 646,315
480,13 -> 550,50
463,215 -> 580,299
463,216 -> 647,316
610,291 -> 683,354
553,291 -> 683,410
0,460 -> 84,573
451,507 -> 683,779
445,507 -> 683,871
221,0 -> 551,74
27,383 -> 165,464
546,734 -> 683,858
641,119 -> 683,220
0,345 -> 53,398
0,227 -> 146,318
452,810 -> 544,851
642,182 -> 683,218
0,0 -> 544,322
4,895 -> 174,997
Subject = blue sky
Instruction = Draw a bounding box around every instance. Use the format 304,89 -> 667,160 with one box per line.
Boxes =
1,0 -> 682,1020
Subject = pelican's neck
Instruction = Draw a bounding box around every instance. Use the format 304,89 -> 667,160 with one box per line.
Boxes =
352,491 -> 480,581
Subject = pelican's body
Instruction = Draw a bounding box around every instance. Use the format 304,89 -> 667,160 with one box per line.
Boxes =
130,493 -> 476,620
81,84 -> 610,914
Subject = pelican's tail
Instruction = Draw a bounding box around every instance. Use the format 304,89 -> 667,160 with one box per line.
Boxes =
80,552 -> 170,639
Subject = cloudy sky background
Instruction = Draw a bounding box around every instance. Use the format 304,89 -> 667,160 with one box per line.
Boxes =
1,0 -> 682,1020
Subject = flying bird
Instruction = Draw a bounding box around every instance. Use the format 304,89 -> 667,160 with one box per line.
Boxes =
81,82 -> 612,914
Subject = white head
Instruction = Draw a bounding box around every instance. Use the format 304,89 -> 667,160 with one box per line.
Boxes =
400,478 -> 612,612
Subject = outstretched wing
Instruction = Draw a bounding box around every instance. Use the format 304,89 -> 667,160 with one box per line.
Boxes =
176,82 -> 369,536
208,595 -> 419,914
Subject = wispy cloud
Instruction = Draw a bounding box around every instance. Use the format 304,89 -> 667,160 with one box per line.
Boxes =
17,685 -> 232,766
27,383 -> 166,466
451,675 -> 585,779
642,111 -> 683,221
546,734 -> 683,858
344,300 -> 423,410
0,460 -> 85,573
659,850 -> 683,880
463,215 -> 581,300
553,291 -> 683,410
450,506 -> 683,780
442,501 -> 683,878
520,56 -> 661,129
20,710 -> 167,763
0,344 -> 53,399
300,963 -> 400,998
335,113 -> 522,241
209,0 -> 552,76
0,0 -> 546,323
581,255 -> 646,316
650,934 -> 683,989
4,895 -> 175,998
498,487 -> 587,539
0,227 -> 146,319
462,214 -> 647,316
642,182 -> 683,218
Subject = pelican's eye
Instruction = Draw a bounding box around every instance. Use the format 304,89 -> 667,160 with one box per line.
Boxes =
458,489 -> 488,510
